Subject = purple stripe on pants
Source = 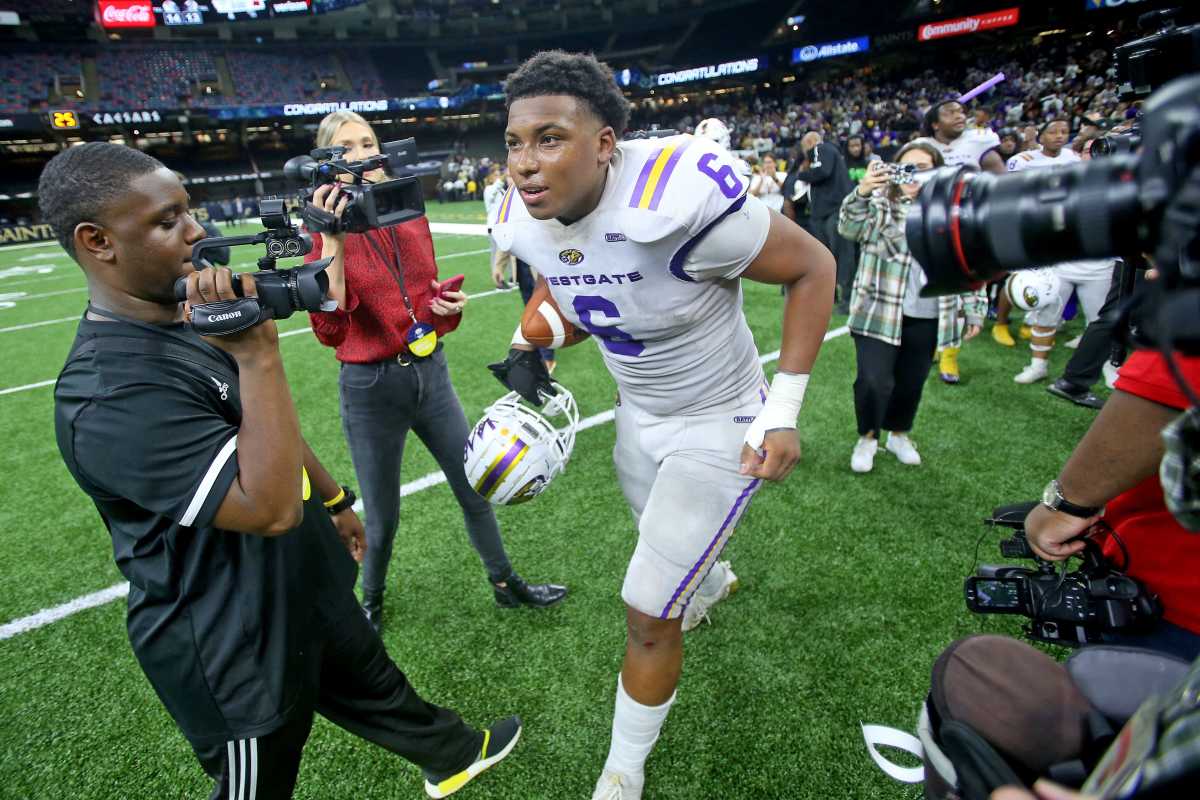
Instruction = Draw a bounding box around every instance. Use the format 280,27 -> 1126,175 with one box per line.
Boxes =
478,439 -> 526,497
646,140 -> 691,211
628,148 -> 663,207
660,478 -> 760,618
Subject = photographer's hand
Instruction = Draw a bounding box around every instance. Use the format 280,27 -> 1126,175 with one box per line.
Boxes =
313,184 -> 349,309
856,161 -> 889,197
1025,503 -> 1095,561
332,509 -> 366,562
183,266 -> 279,355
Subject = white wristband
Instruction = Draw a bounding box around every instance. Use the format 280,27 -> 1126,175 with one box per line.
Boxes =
744,372 -> 809,450
511,323 -> 531,348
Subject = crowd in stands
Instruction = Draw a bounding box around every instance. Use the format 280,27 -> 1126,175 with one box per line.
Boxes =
637,37 -> 1134,166
0,46 -> 386,113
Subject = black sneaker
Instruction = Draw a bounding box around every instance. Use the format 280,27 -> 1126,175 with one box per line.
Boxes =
423,716 -> 522,798
362,590 -> 384,634
1047,378 -> 1104,410
493,573 -> 568,608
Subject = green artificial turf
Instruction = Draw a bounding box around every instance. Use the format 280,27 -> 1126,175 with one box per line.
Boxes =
0,199 -> 1100,798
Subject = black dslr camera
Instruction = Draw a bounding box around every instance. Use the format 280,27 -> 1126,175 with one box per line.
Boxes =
906,12 -> 1200,351
283,138 -> 426,234
964,502 -> 1161,646
174,198 -> 337,336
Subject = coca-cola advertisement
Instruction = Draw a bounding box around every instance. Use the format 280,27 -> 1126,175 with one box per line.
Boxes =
96,0 -> 157,28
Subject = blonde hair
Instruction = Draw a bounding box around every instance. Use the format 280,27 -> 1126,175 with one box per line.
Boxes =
315,110 -> 377,149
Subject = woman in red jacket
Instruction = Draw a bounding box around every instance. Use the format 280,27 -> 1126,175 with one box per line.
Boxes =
307,111 -> 566,631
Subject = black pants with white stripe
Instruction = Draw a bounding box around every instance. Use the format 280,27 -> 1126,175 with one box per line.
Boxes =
193,608 -> 483,799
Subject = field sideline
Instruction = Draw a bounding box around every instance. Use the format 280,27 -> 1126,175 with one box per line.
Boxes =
0,200 -> 1100,799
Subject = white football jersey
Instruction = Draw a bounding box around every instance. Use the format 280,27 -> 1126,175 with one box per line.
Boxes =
1006,147 -> 1081,172
1005,147 -> 1111,279
919,128 -> 1001,168
492,135 -> 771,416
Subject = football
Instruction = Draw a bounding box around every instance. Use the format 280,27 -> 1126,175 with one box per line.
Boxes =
520,282 -> 591,349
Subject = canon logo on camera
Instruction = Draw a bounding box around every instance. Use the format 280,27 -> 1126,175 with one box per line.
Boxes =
98,1 -> 156,29
207,311 -> 243,323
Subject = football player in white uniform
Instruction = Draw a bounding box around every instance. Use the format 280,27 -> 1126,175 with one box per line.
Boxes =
489,51 -> 835,799
1005,119 -> 1115,385
917,100 -> 1004,173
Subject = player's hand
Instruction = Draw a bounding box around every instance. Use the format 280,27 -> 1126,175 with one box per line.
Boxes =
856,161 -> 889,197
1024,503 -> 1098,561
430,283 -> 467,317
963,324 -> 982,341
488,348 -> 556,406
490,263 -> 507,288
332,508 -> 366,563
182,266 -> 279,359
739,429 -> 801,481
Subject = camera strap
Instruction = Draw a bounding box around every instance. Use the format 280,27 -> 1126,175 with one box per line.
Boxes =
360,226 -> 438,358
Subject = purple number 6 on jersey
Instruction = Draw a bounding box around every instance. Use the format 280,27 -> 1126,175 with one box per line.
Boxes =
572,295 -> 645,357
697,152 -> 742,199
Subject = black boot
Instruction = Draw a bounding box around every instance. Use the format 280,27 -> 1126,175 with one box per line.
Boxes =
362,589 -> 384,634
493,573 -> 568,608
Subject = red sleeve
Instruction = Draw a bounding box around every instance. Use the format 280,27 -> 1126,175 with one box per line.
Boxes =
1113,350 -> 1200,411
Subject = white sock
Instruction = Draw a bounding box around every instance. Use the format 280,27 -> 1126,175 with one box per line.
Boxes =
602,674 -> 675,780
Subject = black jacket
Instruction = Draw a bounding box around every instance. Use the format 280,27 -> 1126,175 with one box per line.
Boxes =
785,142 -> 854,220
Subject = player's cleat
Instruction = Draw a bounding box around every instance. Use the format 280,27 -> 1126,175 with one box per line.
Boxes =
1018,324 -> 1033,340
851,436 -> 878,473
682,560 -> 739,632
991,324 -> 1015,347
885,433 -> 921,466
938,346 -> 960,384
1014,359 -> 1049,384
592,768 -> 644,800
1103,360 -> 1120,389
424,716 -> 522,798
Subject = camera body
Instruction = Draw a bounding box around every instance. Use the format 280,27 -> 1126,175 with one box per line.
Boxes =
964,503 -> 1161,646
284,138 -> 426,234
175,198 -> 337,336
884,162 -> 918,185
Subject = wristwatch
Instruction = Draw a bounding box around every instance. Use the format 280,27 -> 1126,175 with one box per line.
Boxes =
1041,479 -> 1101,518
326,486 -> 357,516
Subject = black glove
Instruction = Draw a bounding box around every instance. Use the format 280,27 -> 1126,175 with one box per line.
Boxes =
488,348 -> 556,406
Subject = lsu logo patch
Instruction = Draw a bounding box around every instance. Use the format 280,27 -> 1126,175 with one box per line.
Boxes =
558,248 -> 585,265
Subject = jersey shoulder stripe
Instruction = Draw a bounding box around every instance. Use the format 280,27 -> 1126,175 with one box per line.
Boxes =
628,136 -> 694,211
496,185 -> 517,223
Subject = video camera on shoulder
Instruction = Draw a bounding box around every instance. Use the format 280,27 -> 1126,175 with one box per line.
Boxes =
284,138 -> 426,234
964,502 -> 1161,646
174,198 -> 337,336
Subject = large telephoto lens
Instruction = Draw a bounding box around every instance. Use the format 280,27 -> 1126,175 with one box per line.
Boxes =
905,156 -> 1143,297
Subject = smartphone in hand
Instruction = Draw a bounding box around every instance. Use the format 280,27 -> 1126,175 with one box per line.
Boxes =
437,274 -> 466,299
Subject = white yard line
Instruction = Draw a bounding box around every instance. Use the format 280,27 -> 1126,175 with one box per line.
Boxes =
0,316 -> 78,334
0,326 -> 849,640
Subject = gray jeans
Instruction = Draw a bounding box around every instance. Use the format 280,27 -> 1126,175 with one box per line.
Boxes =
338,347 -> 513,595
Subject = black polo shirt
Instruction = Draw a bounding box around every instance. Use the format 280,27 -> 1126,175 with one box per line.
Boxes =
54,313 -> 358,747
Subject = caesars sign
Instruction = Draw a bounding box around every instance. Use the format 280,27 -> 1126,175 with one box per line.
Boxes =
918,7 -> 1020,42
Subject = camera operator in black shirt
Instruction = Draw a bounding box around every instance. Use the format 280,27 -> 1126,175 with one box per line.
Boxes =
783,130 -> 854,312
43,142 -> 519,799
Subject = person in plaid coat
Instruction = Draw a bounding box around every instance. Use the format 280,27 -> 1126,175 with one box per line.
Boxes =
837,141 -> 986,473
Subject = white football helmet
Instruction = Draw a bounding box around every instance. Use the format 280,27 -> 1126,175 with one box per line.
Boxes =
464,383 -> 579,506
695,117 -> 732,151
1005,269 -> 1062,312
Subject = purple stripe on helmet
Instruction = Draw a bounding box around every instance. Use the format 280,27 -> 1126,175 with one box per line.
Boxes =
660,478 -> 761,619
646,140 -> 691,211
478,439 -> 527,497
667,193 -> 747,283
628,148 -> 663,208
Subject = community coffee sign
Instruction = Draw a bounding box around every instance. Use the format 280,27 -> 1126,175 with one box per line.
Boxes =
918,7 -> 1020,42
0,224 -> 56,245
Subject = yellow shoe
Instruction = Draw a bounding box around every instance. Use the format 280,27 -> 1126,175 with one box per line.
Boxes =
939,346 -> 960,384
1019,324 -> 1033,340
991,324 -> 1015,347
